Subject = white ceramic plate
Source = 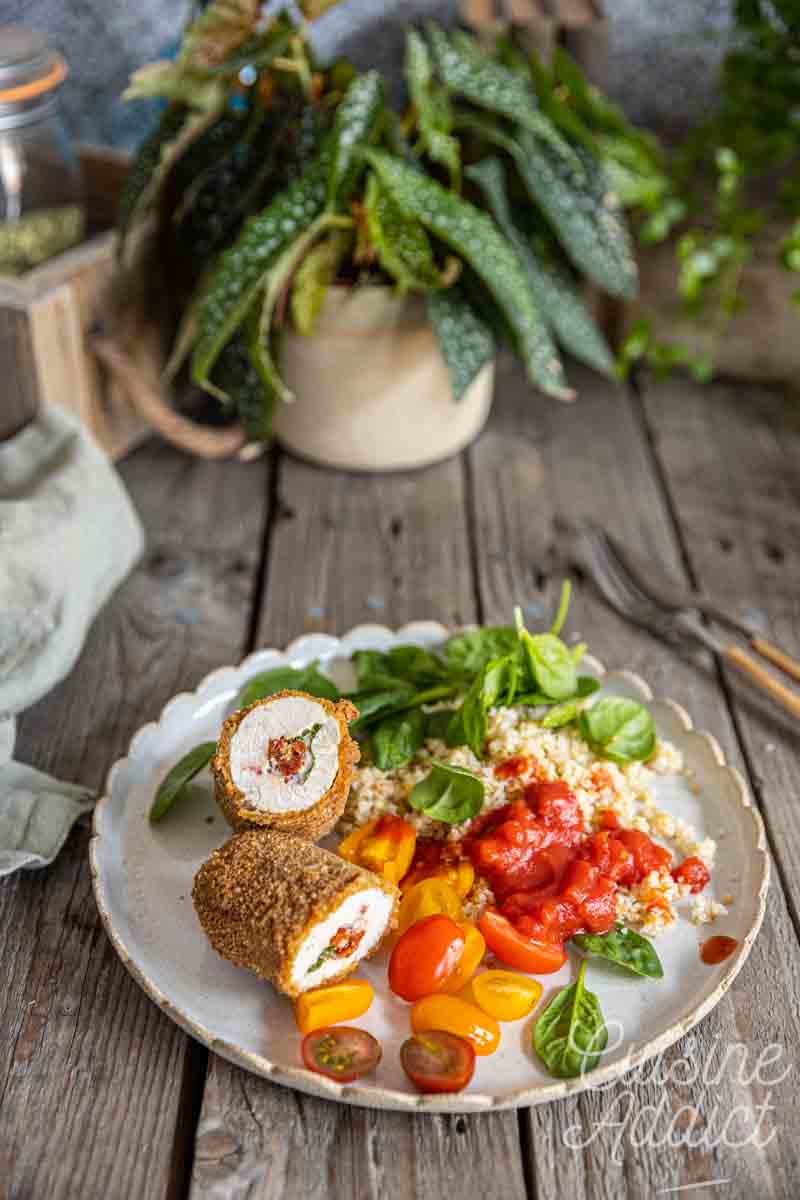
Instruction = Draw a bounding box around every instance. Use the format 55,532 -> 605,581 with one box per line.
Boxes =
90,623 -> 769,1113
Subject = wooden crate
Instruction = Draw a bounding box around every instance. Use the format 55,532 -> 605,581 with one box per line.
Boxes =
0,145 -> 154,460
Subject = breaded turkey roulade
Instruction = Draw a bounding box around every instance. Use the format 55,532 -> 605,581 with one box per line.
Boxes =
212,690 -> 359,838
192,828 -> 398,997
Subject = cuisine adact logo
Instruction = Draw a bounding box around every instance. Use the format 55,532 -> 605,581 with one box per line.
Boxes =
561,1031 -> 790,1163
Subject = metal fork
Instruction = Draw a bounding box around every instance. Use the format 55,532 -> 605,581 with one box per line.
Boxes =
577,523 -> 800,720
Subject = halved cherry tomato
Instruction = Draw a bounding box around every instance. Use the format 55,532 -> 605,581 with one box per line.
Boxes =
396,877 -> 464,935
337,816 -> 416,884
411,994 -> 500,1056
294,979 -> 374,1035
301,1026 -> 381,1083
440,922 -> 486,994
400,1031 -> 476,1094
479,909 -> 567,974
389,915 -> 465,1001
472,970 -> 543,1022
401,859 -> 475,900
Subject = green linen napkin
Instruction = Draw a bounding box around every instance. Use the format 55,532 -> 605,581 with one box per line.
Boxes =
0,406 -> 144,877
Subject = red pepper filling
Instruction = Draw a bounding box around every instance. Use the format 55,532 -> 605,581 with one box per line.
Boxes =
451,779 -> 703,955
330,925 -> 366,957
267,735 -> 307,779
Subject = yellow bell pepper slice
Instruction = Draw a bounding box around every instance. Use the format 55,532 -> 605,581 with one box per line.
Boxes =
294,979 -> 374,1035
397,877 -> 464,935
441,922 -> 486,994
337,815 -> 416,885
471,970 -> 543,1022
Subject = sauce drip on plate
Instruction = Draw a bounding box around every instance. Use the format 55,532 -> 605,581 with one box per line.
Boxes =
700,935 -> 738,965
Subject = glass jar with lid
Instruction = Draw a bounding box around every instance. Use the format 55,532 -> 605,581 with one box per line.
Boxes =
0,25 -> 84,276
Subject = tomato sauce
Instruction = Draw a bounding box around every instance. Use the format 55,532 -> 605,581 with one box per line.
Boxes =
465,780 -> 691,955
672,855 -> 711,893
494,755 -> 537,780
700,935 -> 738,964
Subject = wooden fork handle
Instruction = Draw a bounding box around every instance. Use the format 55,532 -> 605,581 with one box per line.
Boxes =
750,636 -> 800,685
724,645 -> 800,718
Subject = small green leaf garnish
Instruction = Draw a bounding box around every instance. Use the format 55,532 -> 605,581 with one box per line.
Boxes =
572,923 -> 664,979
579,696 -> 657,764
408,761 -> 484,825
149,742 -> 217,823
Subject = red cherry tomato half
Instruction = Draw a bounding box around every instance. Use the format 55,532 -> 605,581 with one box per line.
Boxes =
301,1026 -> 382,1083
479,909 -> 567,974
400,1031 -> 476,1094
388,914 -> 465,1002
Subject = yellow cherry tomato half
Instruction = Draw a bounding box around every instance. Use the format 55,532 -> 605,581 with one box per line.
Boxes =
471,970 -> 543,1022
401,860 -> 475,900
294,979 -> 374,1035
440,922 -> 486,994
411,994 -> 501,1056
337,816 -> 416,885
397,877 -> 464,935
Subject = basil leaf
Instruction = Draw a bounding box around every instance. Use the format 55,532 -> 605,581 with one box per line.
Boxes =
579,697 -> 656,764
534,961 -> 608,1079
424,708 -> 457,740
149,742 -> 217,823
236,662 -> 340,709
348,685 -> 417,733
371,708 -> 426,771
573,923 -> 664,979
408,761 -> 484,824
444,627 -> 517,677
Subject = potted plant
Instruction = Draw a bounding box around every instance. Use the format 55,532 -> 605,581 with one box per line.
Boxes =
115,1 -> 638,470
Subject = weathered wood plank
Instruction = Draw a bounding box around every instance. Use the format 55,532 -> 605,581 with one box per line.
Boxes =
190,451 -> 528,1200
0,443 -> 270,1200
468,356 -> 800,1200
640,375 -> 800,926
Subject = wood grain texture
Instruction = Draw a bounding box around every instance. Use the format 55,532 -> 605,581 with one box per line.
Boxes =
1,444 -> 270,1200
467,356 -> 800,1200
190,450 -> 528,1200
640,376 -> 800,932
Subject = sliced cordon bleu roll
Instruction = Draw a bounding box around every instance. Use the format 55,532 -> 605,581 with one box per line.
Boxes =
192,828 -> 399,997
212,689 -> 359,839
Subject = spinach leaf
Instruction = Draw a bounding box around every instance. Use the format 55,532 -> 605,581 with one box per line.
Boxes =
236,662 -> 339,709
572,923 -> 664,979
384,646 -> 450,686
540,699 -> 580,729
444,627 -> 517,677
579,697 -> 656,764
408,761 -> 484,824
577,676 -> 601,698
149,742 -> 217,823
351,649 -> 405,691
424,708 -> 458,741
534,961 -> 608,1078
458,655 -> 514,758
371,708 -> 426,771
347,685 -> 417,733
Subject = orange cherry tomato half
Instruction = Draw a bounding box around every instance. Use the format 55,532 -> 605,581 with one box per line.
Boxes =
471,970 -> 543,1022
389,915 -> 465,1002
479,910 -> 567,975
411,994 -> 501,1056
396,877 -> 464,935
294,979 -> 374,1035
301,1026 -> 381,1083
400,1031 -> 476,1094
440,922 -> 486,994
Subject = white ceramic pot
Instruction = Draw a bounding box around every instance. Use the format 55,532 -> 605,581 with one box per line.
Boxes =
273,285 -> 494,471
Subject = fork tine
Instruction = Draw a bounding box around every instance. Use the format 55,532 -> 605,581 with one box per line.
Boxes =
577,525 -> 670,627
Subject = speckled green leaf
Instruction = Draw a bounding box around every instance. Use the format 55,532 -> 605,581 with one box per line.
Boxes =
364,172 -> 442,292
191,155 -> 328,389
466,158 -> 613,375
456,112 -> 637,301
117,105 -> 188,250
290,228 -> 353,335
366,150 -> 570,400
427,284 -> 494,402
211,327 -> 274,440
515,132 -> 638,300
405,31 -> 459,180
426,23 -> 581,175
326,70 -> 384,210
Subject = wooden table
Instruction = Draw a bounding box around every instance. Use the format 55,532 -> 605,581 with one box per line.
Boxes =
2,361 -> 798,1199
